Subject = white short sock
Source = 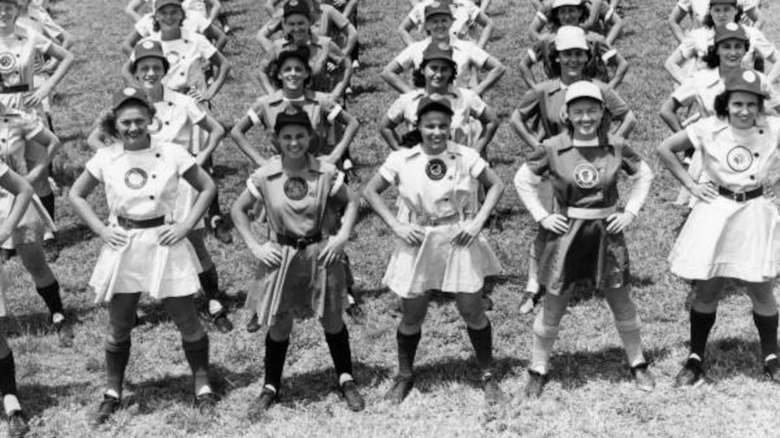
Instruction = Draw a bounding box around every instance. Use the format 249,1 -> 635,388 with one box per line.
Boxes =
338,373 -> 353,386
4,395 -> 21,416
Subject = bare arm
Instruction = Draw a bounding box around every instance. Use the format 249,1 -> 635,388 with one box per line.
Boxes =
179,165 -> 217,231
230,115 -> 267,166
28,42 -> 74,108
607,52 -> 628,89
379,115 -> 403,151
325,108 -> 359,163
668,6 -> 687,44
257,58 -> 277,95
527,15 -> 546,42
0,169 -> 34,243
203,51 -> 231,100
122,30 -> 143,57
664,48 -> 688,85
398,16 -> 417,46
473,55 -> 506,96
381,60 -> 415,94
474,11 -> 494,49
25,127 -> 61,184
472,105 -> 499,156
509,107 -> 542,154
124,0 -> 145,22
194,113 -> 226,166
518,51 -> 537,88
613,109 -> 636,139
604,10 -> 623,47
204,22 -> 229,52
659,97 -> 683,132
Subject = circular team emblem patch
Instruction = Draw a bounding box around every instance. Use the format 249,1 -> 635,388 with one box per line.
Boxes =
166,51 -> 181,66
573,163 -> 599,189
0,52 -> 17,74
284,177 -> 308,200
425,158 -> 447,181
124,168 -> 148,190
726,146 -> 753,172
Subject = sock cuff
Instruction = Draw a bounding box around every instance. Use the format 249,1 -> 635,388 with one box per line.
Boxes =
266,333 -> 290,345
467,320 -> 491,334
753,312 -> 779,321
36,280 -> 60,294
325,324 -> 349,341
397,329 -> 421,342
183,335 -> 209,352
105,338 -> 132,353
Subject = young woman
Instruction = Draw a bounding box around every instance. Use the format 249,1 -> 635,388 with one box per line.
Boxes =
363,96 -> 505,405
380,41 -> 499,154
69,87 -> 218,425
657,69 -> 780,386
514,81 -> 655,397
668,0 -> 761,43
123,0 -> 228,53
529,0 -> 624,47
664,0 -> 777,85
381,1 -> 505,96
0,162 -> 35,438
90,39 -> 235,333
399,0 -> 494,49
231,108 -> 364,416
511,25 -> 636,314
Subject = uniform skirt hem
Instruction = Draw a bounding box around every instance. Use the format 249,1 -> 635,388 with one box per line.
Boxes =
669,260 -> 780,283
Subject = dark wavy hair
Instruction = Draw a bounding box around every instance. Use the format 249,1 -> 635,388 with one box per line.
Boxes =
100,100 -> 157,139
547,46 -> 597,79
549,4 -> 589,28
713,89 -> 765,118
270,55 -> 313,90
152,10 -> 187,32
703,7 -> 743,29
702,39 -> 750,69
412,58 -> 458,88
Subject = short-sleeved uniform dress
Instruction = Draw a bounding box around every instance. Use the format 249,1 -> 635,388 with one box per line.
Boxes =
139,32 -> 217,96
0,159 -> 12,317
535,0 -> 616,36
270,37 -> 347,94
669,115 -> 780,281
676,0 -> 758,28
379,141 -> 501,297
393,37 -> 490,90
0,26 -> 52,114
406,0 -> 482,42
244,154 -> 349,326
676,25 -> 775,78
386,88 -> 487,149
527,31 -> 618,85
87,142 -> 202,302
0,109 -> 51,250
525,133 -> 641,295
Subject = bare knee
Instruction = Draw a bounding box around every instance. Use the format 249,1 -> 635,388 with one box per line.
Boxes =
455,293 -> 488,329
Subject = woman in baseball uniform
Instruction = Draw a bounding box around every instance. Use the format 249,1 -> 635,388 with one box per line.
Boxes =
0,163 -> 35,438
514,81 -> 655,398
529,0 -> 624,46
398,0 -> 494,50
69,87 -> 218,425
657,69 -> 780,387
231,108 -> 364,416
363,96 -> 505,405
668,0 -> 761,44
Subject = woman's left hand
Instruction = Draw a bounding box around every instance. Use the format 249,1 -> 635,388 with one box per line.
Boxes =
24,87 -> 50,108
318,234 -> 347,266
451,219 -> 483,247
187,89 -> 211,104
157,223 -> 190,246
606,212 -> 635,234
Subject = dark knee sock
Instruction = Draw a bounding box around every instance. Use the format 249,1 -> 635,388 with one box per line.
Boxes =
690,310 -> 717,360
105,339 -> 131,396
208,190 -> 221,220
182,336 -> 210,393
325,325 -> 353,378
40,193 -> 55,219
753,312 -> 779,360
198,267 -> 222,304
397,330 -> 421,378
467,321 -> 493,374
264,334 -> 289,391
0,352 -> 17,396
36,281 -> 63,315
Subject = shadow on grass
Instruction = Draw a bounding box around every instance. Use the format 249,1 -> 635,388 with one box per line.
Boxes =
21,381 -> 92,418
55,223 -> 97,250
278,361 -> 392,404
412,356 -> 527,393
211,164 -> 240,178
550,345 -> 671,390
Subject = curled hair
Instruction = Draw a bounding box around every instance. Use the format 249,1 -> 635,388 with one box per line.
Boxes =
99,101 -> 157,139
270,56 -> 313,90
562,97 -> 614,145
703,7 -> 743,29
412,59 -> 458,88
152,10 -> 187,32
702,39 -> 751,69
713,89 -> 765,118
549,4 -> 589,28
547,46 -> 596,79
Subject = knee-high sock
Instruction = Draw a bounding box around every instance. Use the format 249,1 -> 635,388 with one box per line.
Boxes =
0,351 -> 17,397
397,330 -> 421,378
36,281 -> 63,316
690,310 -> 716,360
198,267 -> 224,316
325,325 -> 354,380
105,339 -> 131,396
753,312 -> 779,360
183,336 -> 210,394
466,321 -> 493,375
264,334 -> 289,391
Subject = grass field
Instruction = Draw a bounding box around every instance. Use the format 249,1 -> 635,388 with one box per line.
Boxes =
2,0 -> 780,436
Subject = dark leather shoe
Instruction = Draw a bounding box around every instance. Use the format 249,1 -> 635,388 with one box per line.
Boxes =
384,376 -> 414,405
90,394 -> 120,427
630,362 -> 656,392
340,380 -> 365,412
53,313 -> 75,348
524,370 -> 547,398
674,357 -> 706,388
7,410 -> 29,438
765,357 -> 780,384
482,374 -> 505,405
195,392 -> 219,415
212,311 -> 234,334
246,314 -> 261,333
247,387 -> 277,421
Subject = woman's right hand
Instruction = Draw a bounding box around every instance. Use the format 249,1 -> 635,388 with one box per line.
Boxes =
392,222 -> 426,246
101,225 -> 129,250
687,181 -> 718,203
251,241 -> 282,268
539,213 -> 569,234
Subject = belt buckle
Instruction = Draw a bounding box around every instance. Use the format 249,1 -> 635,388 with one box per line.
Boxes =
734,192 -> 747,203
294,236 -> 308,248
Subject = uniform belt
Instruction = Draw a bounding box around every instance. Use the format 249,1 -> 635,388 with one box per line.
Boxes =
1,84 -> 31,94
117,216 -> 166,229
276,232 -> 323,249
718,186 -> 763,203
413,212 -> 474,226
563,206 -> 617,220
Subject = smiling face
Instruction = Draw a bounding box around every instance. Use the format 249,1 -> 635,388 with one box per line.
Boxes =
709,4 -> 738,27
418,109 -> 451,153
115,103 -> 152,149
134,57 -> 166,90
283,13 -> 311,43
0,1 -> 19,32
277,56 -> 310,91
557,48 -> 589,81
554,5 -> 583,26
423,59 -> 453,90
716,39 -> 748,68
154,4 -> 184,32
727,90 -> 759,129
277,123 -> 312,159
566,97 -> 604,140
424,14 -> 453,40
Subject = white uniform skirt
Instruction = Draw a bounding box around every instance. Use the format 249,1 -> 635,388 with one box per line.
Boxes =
89,224 -> 203,302
0,194 -> 50,250
669,195 -> 780,282
383,222 -> 502,298
0,262 -> 8,317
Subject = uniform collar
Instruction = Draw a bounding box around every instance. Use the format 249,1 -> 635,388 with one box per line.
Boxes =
550,133 -> 622,153
267,89 -> 317,106
265,154 -> 323,178
405,141 -> 463,159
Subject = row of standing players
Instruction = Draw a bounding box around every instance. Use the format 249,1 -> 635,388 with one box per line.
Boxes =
1,0 -> 780,435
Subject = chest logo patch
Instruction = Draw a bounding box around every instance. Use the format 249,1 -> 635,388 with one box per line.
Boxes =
165,51 -> 182,66
284,177 -> 308,200
573,163 -> 600,189
124,168 -> 148,190
0,53 -> 17,74
726,146 -> 753,172
425,158 -> 448,181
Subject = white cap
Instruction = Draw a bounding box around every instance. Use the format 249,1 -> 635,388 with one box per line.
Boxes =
565,81 -> 604,104
553,0 -> 583,8
554,26 -> 588,51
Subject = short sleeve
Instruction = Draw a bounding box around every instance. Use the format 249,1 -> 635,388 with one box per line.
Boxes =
465,42 -> 489,68
180,95 -> 207,124
620,145 -> 642,175
327,40 -> 346,64
30,30 -> 52,54
327,6 -> 351,30
319,97 -> 343,123
247,99 -> 266,127
528,40 -> 546,64
676,0 -> 691,12
461,147 -> 487,178
684,118 -> 708,151
408,4 -> 425,26
85,150 -> 107,182
525,144 -> 549,176
378,151 -> 403,185
133,15 -> 154,37
386,95 -> 409,124
0,159 -> 10,178
165,143 -> 198,176
600,84 -> 629,119
328,170 -> 345,197
246,168 -> 264,200
465,90 -> 487,118
516,88 -> 541,122
747,28 -> 777,60
393,45 -> 416,70
195,35 -> 218,61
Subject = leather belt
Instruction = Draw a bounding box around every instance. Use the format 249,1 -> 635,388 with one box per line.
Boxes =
117,216 -> 166,229
276,232 -> 323,249
1,84 -> 31,94
564,206 -> 617,220
718,186 -> 763,203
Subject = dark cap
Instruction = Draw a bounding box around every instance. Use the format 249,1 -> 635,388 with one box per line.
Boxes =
154,0 -> 183,11
709,0 -> 737,5
0,0 -> 22,6
416,95 -> 454,118
274,105 -> 312,132
714,22 -> 748,45
277,45 -> 311,67
283,0 -> 311,20
724,68 -> 764,96
423,41 -> 454,63
424,1 -> 453,20
132,39 -> 170,71
112,86 -> 151,111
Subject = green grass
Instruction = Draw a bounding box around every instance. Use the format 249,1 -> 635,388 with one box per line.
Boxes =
2,0 -> 780,436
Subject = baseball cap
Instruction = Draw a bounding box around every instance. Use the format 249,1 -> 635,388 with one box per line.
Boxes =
552,0 -> 583,8
283,0 -> 311,19
424,1 -> 453,20
713,22 -> 748,45
564,81 -> 604,105
277,46 -> 311,67
154,0 -> 183,11
422,41 -> 454,63
709,0 -> 737,5
274,106 -> 312,132
112,86 -> 151,111
724,69 -> 765,96
132,39 -> 170,71
416,95 -> 454,117
554,26 -> 589,51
